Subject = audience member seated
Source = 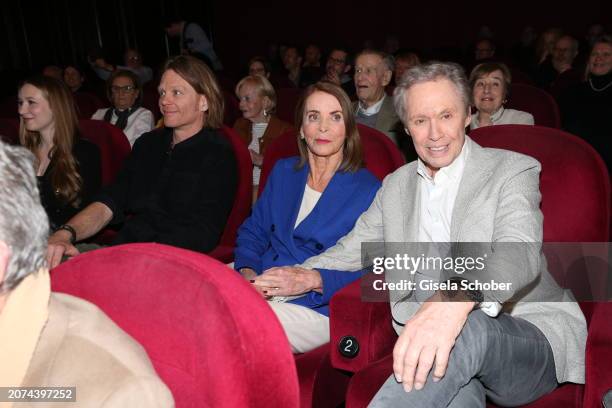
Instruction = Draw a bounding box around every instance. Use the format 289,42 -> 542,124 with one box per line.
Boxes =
301,44 -> 325,86
235,82 -> 381,353
535,27 -> 563,66
91,69 -> 154,146
560,35 -> 612,172
393,50 -> 421,87
250,55 -> 294,89
353,49 -> 402,144
164,16 -> 223,71
233,75 -> 292,202
301,62 -> 586,407
42,65 -> 63,80
120,48 -> 154,85
46,55 -> 237,268
18,76 -> 101,230
303,44 -> 322,68
469,62 -> 534,129
474,38 -> 496,61
536,35 -> 582,97
248,56 -> 272,79
279,44 -> 323,88
84,48 -> 152,90
0,140 -> 173,407
63,65 -> 88,93
321,46 -> 355,99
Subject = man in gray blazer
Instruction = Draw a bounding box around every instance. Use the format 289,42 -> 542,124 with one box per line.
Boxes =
284,62 -> 586,407
352,49 -> 404,145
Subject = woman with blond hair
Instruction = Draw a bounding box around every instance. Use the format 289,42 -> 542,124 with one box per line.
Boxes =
233,74 -> 292,201
18,76 -> 101,230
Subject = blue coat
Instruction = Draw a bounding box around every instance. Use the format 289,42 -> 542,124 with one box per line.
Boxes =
234,157 -> 381,316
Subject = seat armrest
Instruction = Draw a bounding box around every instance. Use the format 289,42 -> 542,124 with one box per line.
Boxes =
584,301 -> 612,407
329,276 -> 397,373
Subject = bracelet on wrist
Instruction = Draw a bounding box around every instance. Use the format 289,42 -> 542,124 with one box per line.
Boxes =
56,224 -> 77,245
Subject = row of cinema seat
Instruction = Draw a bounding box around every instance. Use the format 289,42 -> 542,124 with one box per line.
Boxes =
4,114 -> 610,406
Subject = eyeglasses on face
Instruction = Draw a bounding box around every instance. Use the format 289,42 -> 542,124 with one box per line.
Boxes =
111,85 -> 136,94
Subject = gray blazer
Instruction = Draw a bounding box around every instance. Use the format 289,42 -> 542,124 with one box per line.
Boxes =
353,95 -> 403,144
302,136 -> 586,384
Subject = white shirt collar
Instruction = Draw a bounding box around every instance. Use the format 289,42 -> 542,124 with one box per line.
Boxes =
357,95 -> 386,116
473,106 -> 505,128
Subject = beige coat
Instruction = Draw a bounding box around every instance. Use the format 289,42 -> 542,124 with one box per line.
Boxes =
19,293 -> 174,407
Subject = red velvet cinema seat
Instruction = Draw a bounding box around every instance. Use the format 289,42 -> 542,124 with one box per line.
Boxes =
259,123 -> 405,195
333,125 -> 611,407
275,87 -> 303,124
257,124 -> 404,407
79,119 -> 131,186
207,125 -> 252,263
73,91 -> 105,119
51,243 -> 300,408
507,83 -> 561,128
0,117 -> 19,145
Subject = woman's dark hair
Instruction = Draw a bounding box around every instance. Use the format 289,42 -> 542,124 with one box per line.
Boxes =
294,81 -> 363,172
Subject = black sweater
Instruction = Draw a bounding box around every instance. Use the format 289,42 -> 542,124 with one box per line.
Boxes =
38,139 -> 102,229
97,126 -> 238,253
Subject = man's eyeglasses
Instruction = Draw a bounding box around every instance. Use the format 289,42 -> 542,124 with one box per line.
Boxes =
111,85 -> 136,94
328,57 -> 346,65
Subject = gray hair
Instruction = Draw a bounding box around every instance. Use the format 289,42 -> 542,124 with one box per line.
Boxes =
0,140 -> 49,293
393,61 -> 471,125
356,49 -> 395,72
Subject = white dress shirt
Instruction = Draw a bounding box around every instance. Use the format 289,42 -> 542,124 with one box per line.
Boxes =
91,107 -> 154,147
356,95 -> 385,116
416,139 -> 501,316
294,184 -> 322,228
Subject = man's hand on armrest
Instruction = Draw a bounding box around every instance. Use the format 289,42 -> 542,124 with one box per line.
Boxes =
393,292 -> 475,393
46,202 -> 114,268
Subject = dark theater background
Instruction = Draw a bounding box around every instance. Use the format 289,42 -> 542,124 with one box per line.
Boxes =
0,0 -> 610,95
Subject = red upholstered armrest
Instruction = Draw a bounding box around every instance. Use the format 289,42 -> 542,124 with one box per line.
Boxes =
208,245 -> 235,264
584,301 -> 612,407
329,276 -> 397,373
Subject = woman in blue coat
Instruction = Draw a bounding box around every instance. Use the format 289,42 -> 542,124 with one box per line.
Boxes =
234,81 -> 381,352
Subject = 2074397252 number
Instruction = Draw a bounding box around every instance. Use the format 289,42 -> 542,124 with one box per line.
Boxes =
0,387 -> 76,402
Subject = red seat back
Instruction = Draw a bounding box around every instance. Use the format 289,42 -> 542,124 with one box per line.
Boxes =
507,83 -> 561,128
0,95 -> 18,119
223,90 -> 241,126
470,125 -> 610,243
51,243 -> 299,408
79,119 -> 131,185
259,124 -> 404,194
73,92 -> 105,119
208,126 -> 252,262
0,118 -> 19,145
275,88 -> 303,124
141,83 -> 162,122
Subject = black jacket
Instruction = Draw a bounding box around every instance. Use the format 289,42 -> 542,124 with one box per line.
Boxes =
97,126 -> 238,253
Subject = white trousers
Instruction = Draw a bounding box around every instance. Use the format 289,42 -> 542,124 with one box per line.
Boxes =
268,302 -> 329,353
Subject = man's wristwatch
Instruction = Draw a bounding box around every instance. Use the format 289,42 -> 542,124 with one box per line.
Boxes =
56,224 -> 77,245
443,277 -> 484,305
